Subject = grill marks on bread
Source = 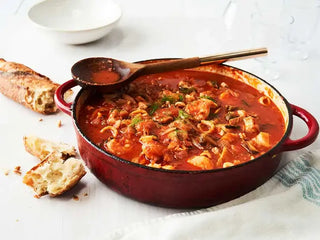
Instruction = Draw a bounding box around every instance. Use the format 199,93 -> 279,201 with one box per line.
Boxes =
0,59 -> 59,114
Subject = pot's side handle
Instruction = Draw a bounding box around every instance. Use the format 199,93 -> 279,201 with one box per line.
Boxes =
54,79 -> 78,116
281,104 -> 319,152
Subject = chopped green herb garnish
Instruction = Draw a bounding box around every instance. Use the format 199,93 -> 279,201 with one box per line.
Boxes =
208,112 -> 218,120
179,87 -> 195,94
200,95 -> 217,103
177,110 -> 190,120
148,103 -> 160,115
178,94 -> 184,101
225,125 -> 240,129
241,100 -> 250,107
174,128 -> 179,133
210,81 -> 219,89
129,115 -> 143,127
161,95 -> 175,104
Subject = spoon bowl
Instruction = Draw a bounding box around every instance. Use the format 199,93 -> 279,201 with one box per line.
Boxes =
71,48 -> 268,89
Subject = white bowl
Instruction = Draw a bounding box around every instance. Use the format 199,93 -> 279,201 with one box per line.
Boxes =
28,0 -> 122,44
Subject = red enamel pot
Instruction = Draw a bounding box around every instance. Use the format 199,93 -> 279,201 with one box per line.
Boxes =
55,62 -> 319,208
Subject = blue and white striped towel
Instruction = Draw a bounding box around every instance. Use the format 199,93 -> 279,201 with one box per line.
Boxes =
106,150 -> 320,240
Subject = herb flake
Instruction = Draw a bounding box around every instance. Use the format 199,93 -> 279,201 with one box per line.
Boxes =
179,87 -> 195,94
225,125 -> 240,129
210,81 -> 219,89
177,110 -> 190,120
148,103 -> 160,115
129,115 -> 143,127
200,95 -> 217,103
161,95 -> 175,104
242,100 -> 250,107
208,112 -> 218,120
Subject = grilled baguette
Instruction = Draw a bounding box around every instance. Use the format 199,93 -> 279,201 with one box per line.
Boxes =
0,58 -> 59,114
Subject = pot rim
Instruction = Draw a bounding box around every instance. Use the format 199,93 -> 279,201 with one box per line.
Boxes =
72,60 -> 293,174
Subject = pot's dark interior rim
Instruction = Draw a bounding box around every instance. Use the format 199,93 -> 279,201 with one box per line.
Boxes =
72,61 -> 293,175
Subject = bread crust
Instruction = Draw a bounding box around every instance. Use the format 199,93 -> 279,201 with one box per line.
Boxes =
23,135 -> 77,161
0,58 -> 59,114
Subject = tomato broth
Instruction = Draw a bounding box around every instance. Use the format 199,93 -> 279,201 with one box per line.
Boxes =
78,70 -> 285,171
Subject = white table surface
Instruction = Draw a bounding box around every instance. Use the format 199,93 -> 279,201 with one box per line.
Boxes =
0,0 -> 319,239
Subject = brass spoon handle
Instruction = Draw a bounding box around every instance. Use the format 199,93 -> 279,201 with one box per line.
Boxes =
141,57 -> 200,75
199,48 -> 268,64
142,48 -> 267,75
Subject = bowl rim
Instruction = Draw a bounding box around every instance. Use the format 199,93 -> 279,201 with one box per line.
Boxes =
72,61 -> 293,175
27,0 -> 122,32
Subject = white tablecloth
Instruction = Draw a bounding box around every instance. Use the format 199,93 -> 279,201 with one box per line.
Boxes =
106,150 -> 320,240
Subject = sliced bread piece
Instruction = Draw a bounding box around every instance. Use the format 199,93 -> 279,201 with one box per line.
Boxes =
23,153 -> 86,197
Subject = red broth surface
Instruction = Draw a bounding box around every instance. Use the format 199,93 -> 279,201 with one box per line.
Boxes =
78,70 -> 285,171
91,70 -> 120,84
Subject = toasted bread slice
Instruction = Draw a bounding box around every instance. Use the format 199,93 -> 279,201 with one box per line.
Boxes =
0,58 -> 59,114
23,153 -> 86,197
23,135 -> 76,161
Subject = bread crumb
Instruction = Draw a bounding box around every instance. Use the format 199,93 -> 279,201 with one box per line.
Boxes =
38,118 -> 43,122
84,193 -> 88,197
73,195 -> 79,201
4,169 -> 9,176
57,120 -> 62,128
14,166 -> 21,175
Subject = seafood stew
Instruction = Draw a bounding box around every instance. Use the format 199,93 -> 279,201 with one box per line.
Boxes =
78,70 -> 285,171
